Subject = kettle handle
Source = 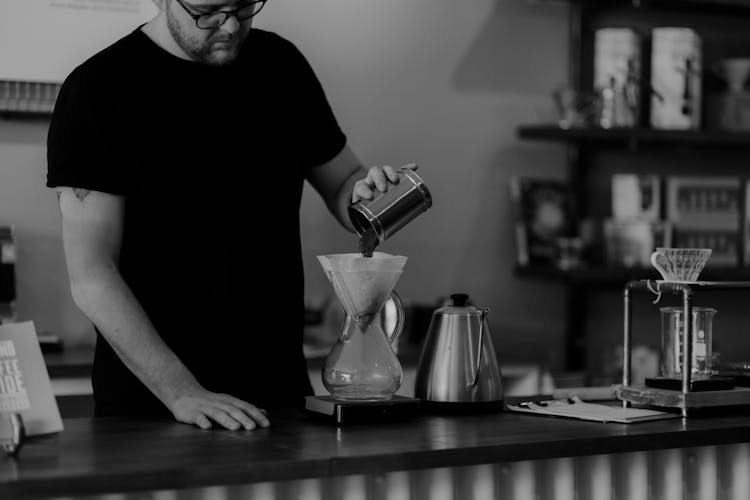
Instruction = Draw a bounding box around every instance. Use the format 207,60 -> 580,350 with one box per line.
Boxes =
385,290 -> 405,349
471,308 -> 490,387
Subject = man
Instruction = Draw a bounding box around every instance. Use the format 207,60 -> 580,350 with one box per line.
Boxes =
47,0 -> 406,430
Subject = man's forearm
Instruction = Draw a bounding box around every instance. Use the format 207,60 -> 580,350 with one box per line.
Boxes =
329,166 -> 367,232
70,266 -> 201,409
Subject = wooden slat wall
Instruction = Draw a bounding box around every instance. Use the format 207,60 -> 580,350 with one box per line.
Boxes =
52,443 -> 750,500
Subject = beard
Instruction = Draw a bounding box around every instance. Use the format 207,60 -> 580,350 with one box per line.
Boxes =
166,8 -> 246,66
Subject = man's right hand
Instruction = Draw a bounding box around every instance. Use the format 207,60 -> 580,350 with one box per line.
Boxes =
169,389 -> 270,431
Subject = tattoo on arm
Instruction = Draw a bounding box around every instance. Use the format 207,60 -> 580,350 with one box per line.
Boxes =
55,187 -> 91,206
73,188 -> 91,202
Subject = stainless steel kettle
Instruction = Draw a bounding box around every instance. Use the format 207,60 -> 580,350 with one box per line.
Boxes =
414,293 -> 503,411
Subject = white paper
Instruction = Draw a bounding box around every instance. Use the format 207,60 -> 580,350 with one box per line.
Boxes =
507,397 -> 679,424
0,322 -> 63,435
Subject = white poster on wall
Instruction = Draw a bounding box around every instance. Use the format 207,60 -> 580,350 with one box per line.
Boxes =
0,0 -> 157,83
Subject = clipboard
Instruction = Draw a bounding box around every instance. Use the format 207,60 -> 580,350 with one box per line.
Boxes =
506,397 -> 680,424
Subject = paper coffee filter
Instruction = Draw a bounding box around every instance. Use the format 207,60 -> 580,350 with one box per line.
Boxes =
330,270 -> 402,315
317,252 -> 408,273
317,253 -> 407,315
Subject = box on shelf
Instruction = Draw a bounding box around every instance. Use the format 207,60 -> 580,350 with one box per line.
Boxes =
665,176 -> 740,266
594,28 -> 641,128
612,174 -> 661,221
604,219 -> 672,267
672,224 -> 739,266
650,28 -> 702,131
666,176 -> 740,225
509,177 -> 576,267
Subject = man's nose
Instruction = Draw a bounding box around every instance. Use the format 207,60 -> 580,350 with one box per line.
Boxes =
220,13 -> 241,33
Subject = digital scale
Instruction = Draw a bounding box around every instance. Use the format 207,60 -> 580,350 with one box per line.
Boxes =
303,395 -> 420,425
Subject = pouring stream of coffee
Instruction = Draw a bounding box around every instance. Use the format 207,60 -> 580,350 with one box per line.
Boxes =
359,231 -> 378,258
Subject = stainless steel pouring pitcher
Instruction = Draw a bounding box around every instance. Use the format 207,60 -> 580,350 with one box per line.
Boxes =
349,167 -> 432,256
414,294 -> 503,411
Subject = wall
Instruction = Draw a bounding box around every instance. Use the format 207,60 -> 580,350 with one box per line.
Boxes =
0,0 -> 572,367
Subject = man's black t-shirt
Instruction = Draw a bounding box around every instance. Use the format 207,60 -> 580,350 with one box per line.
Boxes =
46,27 -> 347,416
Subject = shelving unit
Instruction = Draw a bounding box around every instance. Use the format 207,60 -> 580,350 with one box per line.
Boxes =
515,265 -> 750,286
518,125 -> 750,148
0,80 -> 60,117
515,0 -> 750,372
0,112 -> 53,121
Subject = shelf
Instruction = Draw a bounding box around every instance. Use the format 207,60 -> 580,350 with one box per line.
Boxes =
515,265 -> 750,286
518,125 -> 750,148
0,111 -> 53,121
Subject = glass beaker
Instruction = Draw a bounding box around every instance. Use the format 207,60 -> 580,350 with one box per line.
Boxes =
660,307 -> 716,378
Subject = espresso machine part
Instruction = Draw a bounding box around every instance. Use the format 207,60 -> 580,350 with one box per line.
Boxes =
415,294 -> 503,412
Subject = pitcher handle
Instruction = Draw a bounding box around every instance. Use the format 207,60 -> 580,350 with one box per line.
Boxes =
471,308 -> 490,387
385,290 -> 405,349
650,249 -> 669,280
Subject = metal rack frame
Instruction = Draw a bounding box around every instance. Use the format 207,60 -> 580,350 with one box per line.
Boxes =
622,280 -> 750,417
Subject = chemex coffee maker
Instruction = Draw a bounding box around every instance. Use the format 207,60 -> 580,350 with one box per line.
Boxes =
616,247 -> 750,417
303,253 -> 420,424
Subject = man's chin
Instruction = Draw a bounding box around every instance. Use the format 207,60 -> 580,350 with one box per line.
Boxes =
203,50 -> 239,66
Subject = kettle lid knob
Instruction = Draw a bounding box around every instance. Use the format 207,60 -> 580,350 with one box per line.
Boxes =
450,293 -> 470,306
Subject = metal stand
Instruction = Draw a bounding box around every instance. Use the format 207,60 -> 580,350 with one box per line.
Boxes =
620,280 -> 750,418
1,413 -> 25,457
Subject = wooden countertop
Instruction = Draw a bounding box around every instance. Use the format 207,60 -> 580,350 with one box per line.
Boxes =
3,408 -> 750,498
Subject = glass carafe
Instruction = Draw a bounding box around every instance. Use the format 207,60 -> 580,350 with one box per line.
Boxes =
317,253 -> 407,400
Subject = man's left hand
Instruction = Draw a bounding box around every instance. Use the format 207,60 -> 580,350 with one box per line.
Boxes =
352,163 -> 418,203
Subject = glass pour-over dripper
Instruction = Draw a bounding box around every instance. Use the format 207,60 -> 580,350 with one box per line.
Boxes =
317,253 -> 408,400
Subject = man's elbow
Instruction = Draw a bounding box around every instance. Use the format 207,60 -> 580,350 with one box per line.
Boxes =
69,278 -> 100,313
68,266 -> 119,312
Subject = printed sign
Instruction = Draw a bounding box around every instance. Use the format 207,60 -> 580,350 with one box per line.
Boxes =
0,340 -> 31,412
0,322 -> 62,435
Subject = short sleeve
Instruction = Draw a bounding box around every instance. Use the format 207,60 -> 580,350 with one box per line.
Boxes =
46,66 -> 129,195
278,39 -> 347,168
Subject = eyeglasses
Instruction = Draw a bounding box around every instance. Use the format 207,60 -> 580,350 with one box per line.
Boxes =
173,0 -> 267,29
